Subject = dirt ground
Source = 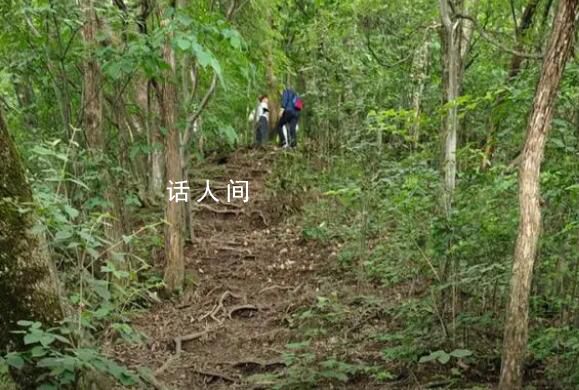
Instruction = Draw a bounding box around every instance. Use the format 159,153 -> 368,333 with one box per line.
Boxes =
108,148 -> 341,389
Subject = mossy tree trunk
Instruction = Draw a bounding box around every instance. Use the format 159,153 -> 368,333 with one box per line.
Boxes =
0,109 -> 64,385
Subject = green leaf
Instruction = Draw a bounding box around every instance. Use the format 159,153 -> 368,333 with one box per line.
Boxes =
24,332 -> 41,345
175,37 -> 190,51
38,384 -> 58,390
438,352 -> 450,364
419,350 -> 451,364
192,42 -> 212,68
322,370 -> 349,382
54,229 -> 73,241
30,346 -> 48,358
418,354 -> 436,363
64,205 -> 79,219
450,349 -> 473,358
5,353 -> 25,369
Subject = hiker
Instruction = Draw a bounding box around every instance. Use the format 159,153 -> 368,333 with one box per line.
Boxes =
249,95 -> 269,146
277,87 -> 303,148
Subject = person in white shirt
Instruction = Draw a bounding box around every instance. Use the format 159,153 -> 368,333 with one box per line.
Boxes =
249,95 -> 269,146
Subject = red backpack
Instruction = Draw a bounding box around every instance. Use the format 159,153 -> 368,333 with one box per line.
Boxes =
293,96 -> 304,111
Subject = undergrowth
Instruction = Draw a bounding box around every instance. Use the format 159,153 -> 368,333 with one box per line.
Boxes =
1,138 -> 164,388
268,139 -> 578,388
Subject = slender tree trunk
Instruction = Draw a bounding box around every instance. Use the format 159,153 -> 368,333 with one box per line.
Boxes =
13,76 -> 38,129
266,12 -> 280,135
149,81 -> 165,199
440,0 -> 465,214
410,38 -> 431,147
136,0 -> 165,199
82,0 -> 102,152
0,109 -> 64,388
81,0 -> 127,274
160,9 -> 185,293
499,2 -> 579,388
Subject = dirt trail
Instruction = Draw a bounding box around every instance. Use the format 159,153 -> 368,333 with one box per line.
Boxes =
110,148 -> 331,389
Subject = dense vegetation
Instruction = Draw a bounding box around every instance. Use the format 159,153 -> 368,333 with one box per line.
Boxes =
0,0 -> 578,389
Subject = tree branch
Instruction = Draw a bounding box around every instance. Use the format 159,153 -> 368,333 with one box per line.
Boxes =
454,13 -> 544,59
365,32 -> 414,68
509,0 -> 518,32
184,73 -> 217,141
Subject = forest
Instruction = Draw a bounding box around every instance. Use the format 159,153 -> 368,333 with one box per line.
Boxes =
0,0 -> 578,389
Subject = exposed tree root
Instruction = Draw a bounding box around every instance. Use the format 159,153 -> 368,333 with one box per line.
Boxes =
174,325 -> 221,354
258,282 -> 303,295
190,368 -> 237,383
228,304 -> 259,319
199,290 -> 242,322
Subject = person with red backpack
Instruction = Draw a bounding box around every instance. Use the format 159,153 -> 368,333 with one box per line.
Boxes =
277,87 -> 303,148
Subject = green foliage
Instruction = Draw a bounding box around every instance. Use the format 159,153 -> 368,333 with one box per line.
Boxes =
5,321 -> 141,388
419,349 -> 473,364
271,341 -> 391,389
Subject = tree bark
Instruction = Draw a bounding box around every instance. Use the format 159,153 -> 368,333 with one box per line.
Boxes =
150,90 -> 165,198
439,0 -> 465,214
160,8 -> 185,293
498,1 -> 579,388
0,109 -> 64,387
12,76 -> 38,130
266,12 -> 280,134
410,37 -> 431,147
81,0 -> 128,275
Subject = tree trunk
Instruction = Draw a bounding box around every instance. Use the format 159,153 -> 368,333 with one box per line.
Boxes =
13,76 -> 38,130
160,15 -> 185,293
266,13 -> 280,135
81,0 -> 127,275
0,109 -> 64,387
149,95 -> 166,199
498,1 -> 579,388
410,37 -> 431,147
439,0 -> 465,214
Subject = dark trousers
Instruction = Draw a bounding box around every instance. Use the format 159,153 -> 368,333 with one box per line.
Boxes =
255,116 -> 268,145
277,110 -> 299,147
